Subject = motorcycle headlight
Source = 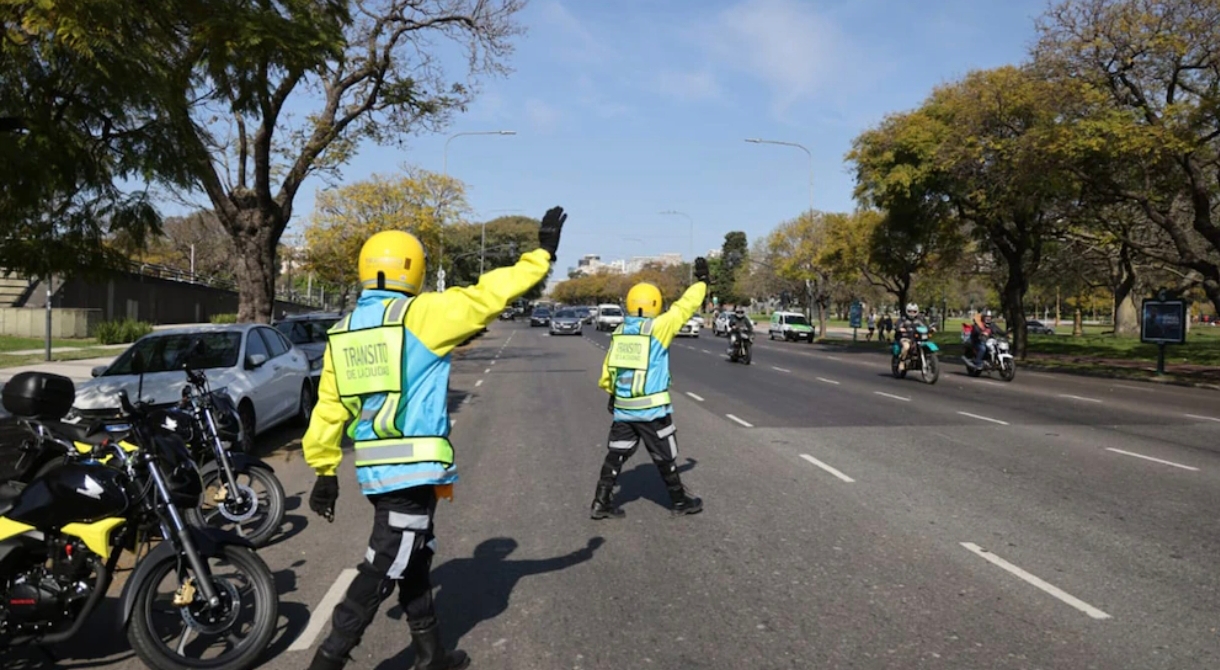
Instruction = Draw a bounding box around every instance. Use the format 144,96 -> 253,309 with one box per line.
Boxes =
999,342 -> 1010,350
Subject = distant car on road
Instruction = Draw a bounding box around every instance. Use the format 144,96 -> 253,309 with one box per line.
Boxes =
1026,320 -> 1055,335
595,304 -> 624,331
677,316 -> 702,338
68,324 -> 314,441
530,307 -> 551,327
769,311 -> 815,342
713,311 -> 732,336
274,312 -> 340,388
575,306 -> 595,324
549,309 -> 584,336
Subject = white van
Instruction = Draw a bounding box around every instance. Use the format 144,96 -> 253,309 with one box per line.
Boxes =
769,311 -> 815,342
595,304 -> 624,331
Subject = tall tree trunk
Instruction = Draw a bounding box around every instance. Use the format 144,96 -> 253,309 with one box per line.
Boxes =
230,208 -> 279,323
999,262 -> 1029,359
1112,244 -> 1138,336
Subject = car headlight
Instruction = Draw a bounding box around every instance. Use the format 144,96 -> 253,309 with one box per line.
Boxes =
310,356 -> 323,371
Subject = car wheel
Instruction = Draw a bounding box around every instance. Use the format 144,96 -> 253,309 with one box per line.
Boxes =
295,381 -> 315,428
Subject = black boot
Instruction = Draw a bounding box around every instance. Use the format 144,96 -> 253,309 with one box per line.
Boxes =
410,622 -> 470,670
307,649 -> 348,670
666,483 -> 703,516
590,481 -> 625,520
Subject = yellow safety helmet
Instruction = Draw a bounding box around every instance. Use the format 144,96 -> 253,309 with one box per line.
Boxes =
358,230 -> 426,295
625,282 -> 663,318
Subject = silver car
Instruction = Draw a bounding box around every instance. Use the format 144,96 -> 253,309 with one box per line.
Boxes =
549,309 -> 584,336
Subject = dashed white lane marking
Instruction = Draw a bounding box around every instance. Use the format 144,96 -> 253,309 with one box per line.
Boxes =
475,379 -> 484,387
874,391 -> 910,402
771,366 -> 792,373
491,359 -> 497,364
449,420 -> 457,429
288,568 -> 360,651
1185,413 -> 1220,423
825,355 -> 843,361
484,368 -> 491,374
701,349 -> 713,354
685,392 -> 705,402
1105,448 -> 1198,471
957,411 -> 1010,426
726,414 -> 754,428
816,377 -> 840,385
960,543 -> 1111,620
1114,384 -> 1147,392
799,454 -> 855,482
1058,394 -> 1101,403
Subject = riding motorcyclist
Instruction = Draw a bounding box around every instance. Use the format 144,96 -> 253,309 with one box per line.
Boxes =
969,309 -> 1006,370
727,306 -> 753,356
895,303 -> 928,372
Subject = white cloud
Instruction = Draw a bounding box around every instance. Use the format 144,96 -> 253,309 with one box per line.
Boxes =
653,69 -> 722,101
697,0 -> 876,115
537,1 -> 614,62
524,98 -> 563,131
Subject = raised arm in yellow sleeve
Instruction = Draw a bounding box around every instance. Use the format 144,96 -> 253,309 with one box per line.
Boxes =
302,345 -> 352,476
407,248 -> 553,357
650,282 -> 708,348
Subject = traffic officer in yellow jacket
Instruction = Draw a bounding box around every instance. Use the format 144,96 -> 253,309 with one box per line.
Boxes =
590,257 -> 710,520
304,207 -> 568,670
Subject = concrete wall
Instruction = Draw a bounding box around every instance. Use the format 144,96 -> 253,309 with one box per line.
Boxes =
0,307 -> 100,338
55,270 -> 317,325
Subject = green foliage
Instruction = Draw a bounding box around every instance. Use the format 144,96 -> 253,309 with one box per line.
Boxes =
716,232 -> 749,304
209,313 -> 238,324
552,263 -> 693,307
94,318 -> 153,345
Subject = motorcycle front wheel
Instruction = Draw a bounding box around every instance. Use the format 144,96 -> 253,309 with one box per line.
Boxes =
126,544 -> 277,670
743,342 -> 752,365
922,351 -> 940,384
999,357 -> 1016,382
198,466 -> 286,548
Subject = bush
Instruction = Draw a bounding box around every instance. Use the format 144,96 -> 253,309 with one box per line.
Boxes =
210,313 -> 238,324
95,319 -> 154,345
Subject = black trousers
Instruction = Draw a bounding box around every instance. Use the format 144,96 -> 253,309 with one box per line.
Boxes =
598,415 -> 683,486
319,485 -> 439,659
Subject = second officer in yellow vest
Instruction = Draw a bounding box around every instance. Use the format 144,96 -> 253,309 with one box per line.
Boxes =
303,207 -> 568,670
590,257 -> 710,519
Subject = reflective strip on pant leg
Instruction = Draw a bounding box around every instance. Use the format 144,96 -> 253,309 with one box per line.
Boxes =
388,511 -> 430,531
667,435 -> 677,460
656,424 -> 676,439
609,440 -> 639,451
386,530 -> 417,580
366,547 -> 376,564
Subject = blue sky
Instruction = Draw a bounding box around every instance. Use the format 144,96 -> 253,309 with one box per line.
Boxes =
277,0 -> 1049,271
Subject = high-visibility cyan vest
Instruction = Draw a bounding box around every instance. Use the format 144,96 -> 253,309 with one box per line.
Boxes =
607,319 -> 672,412
328,297 -> 454,469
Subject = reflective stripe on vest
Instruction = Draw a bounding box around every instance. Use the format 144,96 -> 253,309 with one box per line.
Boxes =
353,437 -> 454,467
613,391 -> 671,410
328,298 -> 411,398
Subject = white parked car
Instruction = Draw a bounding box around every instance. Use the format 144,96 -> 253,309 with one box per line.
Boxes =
677,315 -> 702,338
68,324 -> 315,440
595,304 -> 625,331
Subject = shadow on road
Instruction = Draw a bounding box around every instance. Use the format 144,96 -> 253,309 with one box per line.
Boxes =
613,457 -> 697,511
258,562 -> 314,665
374,536 -> 605,669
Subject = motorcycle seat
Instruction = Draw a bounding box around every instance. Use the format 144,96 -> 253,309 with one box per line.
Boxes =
0,481 -> 26,517
39,420 -> 113,446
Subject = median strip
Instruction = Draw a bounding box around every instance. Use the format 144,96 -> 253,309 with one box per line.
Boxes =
957,411 -> 1010,426
799,454 -> 855,482
1105,448 -> 1198,472
960,543 -> 1111,620
725,414 -> 754,428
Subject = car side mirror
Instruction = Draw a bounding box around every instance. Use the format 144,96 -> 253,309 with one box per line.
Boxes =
245,353 -> 268,370
91,365 -> 108,378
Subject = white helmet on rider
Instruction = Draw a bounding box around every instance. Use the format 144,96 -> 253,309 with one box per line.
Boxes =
983,308 -> 993,319
905,303 -> 918,318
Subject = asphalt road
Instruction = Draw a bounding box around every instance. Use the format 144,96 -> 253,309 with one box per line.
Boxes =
8,320 -> 1220,669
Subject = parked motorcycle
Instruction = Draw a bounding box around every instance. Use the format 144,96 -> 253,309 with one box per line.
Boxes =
892,324 -> 940,384
963,334 -> 1017,381
165,340 -> 286,547
0,368 -> 278,670
728,330 -> 753,365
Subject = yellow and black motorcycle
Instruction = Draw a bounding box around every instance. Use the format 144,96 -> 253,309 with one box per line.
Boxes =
0,370 -> 278,670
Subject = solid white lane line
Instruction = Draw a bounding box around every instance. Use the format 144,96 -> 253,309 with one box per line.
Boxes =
685,392 -> 705,402
874,391 -> 910,402
1185,413 -> 1220,423
772,366 -> 792,373
800,454 -> 855,482
816,377 -> 840,385
1058,394 -> 1102,403
726,414 -> 754,428
475,379 -> 484,387
288,569 -> 360,651
958,411 -> 1010,426
1105,448 -> 1199,471
960,543 -> 1111,620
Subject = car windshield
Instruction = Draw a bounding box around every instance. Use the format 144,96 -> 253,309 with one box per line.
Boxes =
533,309 -> 550,316
785,315 -> 811,326
275,318 -> 338,344
601,307 -> 622,316
555,310 -> 578,318
105,331 -> 243,375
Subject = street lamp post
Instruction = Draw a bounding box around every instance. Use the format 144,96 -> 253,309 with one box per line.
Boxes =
744,138 -> 814,216
659,210 -> 695,282
438,130 -> 516,290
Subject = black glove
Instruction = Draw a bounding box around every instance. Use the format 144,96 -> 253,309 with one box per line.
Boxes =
309,475 -> 338,522
694,257 -> 711,284
607,394 -> 615,415
538,206 -> 567,260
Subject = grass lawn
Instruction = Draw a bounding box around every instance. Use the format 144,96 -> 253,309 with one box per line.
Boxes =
0,347 -> 119,369
0,335 -> 98,352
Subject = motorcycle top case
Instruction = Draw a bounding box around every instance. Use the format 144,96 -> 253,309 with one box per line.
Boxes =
2,372 -> 75,420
